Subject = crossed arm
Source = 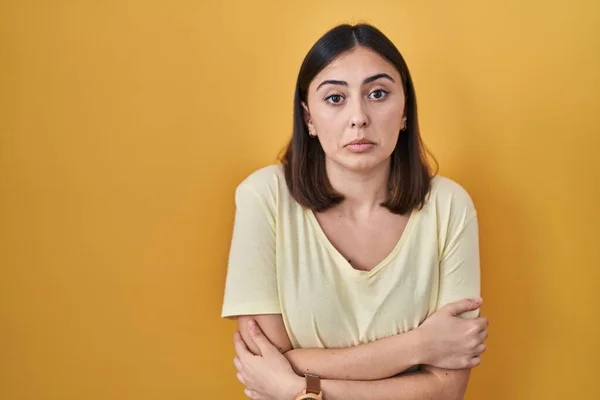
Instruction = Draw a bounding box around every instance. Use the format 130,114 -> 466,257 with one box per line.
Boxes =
235,301 -> 486,400
227,184 -> 485,399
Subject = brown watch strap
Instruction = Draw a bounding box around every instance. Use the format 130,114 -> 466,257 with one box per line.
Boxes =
305,374 -> 321,394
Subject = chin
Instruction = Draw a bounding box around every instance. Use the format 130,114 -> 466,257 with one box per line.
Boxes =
340,155 -> 388,172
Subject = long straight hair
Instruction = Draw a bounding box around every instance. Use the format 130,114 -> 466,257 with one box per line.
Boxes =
281,23 -> 435,214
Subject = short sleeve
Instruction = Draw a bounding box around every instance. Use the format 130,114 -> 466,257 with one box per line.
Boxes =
437,198 -> 481,319
221,181 -> 280,318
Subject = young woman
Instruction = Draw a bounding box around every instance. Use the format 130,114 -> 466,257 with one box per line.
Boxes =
221,23 -> 489,400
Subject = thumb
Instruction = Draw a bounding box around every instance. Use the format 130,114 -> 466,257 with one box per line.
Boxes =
247,319 -> 273,355
442,297 -> 483,316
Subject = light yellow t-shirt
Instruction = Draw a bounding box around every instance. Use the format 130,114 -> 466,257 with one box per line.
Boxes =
221,164 -> 480,349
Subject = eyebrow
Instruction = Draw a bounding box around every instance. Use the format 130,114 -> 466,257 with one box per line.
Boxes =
316,73 -> 395,91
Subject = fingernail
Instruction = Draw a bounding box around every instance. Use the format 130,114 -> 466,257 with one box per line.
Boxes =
474,297 -> 483,304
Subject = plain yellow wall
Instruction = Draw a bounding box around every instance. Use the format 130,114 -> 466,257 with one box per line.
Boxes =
1,1 -> 599,399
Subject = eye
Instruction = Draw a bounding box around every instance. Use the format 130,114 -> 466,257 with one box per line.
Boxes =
368,89 -> 389,100
325,94 -> 345,105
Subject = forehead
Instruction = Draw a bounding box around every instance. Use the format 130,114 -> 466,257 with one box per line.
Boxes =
312,46 -> 401,86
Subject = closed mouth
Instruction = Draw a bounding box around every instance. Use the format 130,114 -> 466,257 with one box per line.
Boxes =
345,139 -> 375,147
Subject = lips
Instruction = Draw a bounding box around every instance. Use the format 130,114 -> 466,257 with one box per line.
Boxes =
345,138 -> 376,153
345,139 -> 374,147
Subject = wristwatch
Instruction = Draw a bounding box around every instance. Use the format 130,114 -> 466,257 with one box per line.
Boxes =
294,374 -> 322,400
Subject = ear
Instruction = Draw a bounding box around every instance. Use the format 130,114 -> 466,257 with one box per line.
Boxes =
400,116 -> 407,131
302,101 -> 316,136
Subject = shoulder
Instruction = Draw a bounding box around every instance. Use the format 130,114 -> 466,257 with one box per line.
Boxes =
239,163 -> 285,188
427,174 -> 477,218
429,175 -> 475,206
235,164 -> 286,207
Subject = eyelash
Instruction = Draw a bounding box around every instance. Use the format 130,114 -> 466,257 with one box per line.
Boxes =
324,89 -> 390,105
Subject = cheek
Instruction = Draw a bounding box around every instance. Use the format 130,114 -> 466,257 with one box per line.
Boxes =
312,109 -> 346,140
371,106 -> 403,152
372,103 -> 403,131
318,132 -> 343,155
385,131 -> 401,154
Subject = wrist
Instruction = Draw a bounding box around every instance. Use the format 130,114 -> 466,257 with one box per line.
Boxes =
404,327 -> 427,366
285,374 -> 305,399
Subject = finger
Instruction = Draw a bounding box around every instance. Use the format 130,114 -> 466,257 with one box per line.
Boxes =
233,356 -> 243,372
478,329 -> 489,341
234,331 -> 253,361
475,343 -> 486,356
470,355 -> 481,367
236,372 -> 246,386
442,298 -> 483,316
248,319 -> 275,356
473,316 -> 488,332
244,388 -> 254,399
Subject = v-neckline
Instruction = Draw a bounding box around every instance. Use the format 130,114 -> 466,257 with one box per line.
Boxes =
305,207 -> 420,279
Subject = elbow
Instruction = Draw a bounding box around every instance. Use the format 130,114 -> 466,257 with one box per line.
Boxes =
425,366 -> 471,400
438,378 -> 469,400
447,375 -> 470,400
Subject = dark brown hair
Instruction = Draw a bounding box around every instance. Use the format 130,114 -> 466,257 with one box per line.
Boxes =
280,23 -> 436,214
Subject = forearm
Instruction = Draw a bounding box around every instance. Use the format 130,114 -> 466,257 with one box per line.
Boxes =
284,329 -> 422,381
320,367 -> 470,400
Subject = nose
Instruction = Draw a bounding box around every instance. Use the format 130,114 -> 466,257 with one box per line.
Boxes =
348,98 -> 369,128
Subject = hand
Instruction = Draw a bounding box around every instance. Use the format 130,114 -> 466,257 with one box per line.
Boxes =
234,319 -> 304,400
417,298 -> 489,369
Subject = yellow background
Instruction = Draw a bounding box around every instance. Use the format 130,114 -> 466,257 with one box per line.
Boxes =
1,1 -> 599,399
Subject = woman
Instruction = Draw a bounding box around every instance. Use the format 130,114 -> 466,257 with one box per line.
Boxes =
221,23 -> 488,400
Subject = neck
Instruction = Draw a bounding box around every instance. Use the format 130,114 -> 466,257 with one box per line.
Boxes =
325,158 -> 390,216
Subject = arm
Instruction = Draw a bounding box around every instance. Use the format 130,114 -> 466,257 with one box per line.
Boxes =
237,315 -> 422,381
237,295 -> 486,382
236,317 -> 472,400
320,367 -> 470,400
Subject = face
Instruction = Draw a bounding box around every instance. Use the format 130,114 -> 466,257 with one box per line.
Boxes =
303,46 -> 406,172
